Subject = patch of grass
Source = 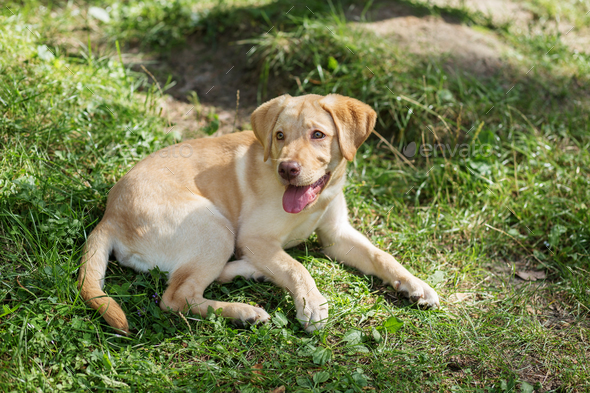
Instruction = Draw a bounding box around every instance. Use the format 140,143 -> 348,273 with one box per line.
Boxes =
527,0 -> 590,28
1,0 -> 590,392
107,0 -> 202,49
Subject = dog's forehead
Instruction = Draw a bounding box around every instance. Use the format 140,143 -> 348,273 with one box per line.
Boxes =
278,96 -> 333,130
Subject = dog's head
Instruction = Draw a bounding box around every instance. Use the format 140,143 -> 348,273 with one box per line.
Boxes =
251,94 -> 376,214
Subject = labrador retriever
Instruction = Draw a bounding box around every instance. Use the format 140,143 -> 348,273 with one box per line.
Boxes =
78,94 -> 440,334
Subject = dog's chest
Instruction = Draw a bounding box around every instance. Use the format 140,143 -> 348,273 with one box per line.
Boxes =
282,209 -> 325,249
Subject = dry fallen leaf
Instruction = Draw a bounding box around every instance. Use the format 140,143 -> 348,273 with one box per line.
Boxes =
269,387 -> 285,393
448,293 -> 473,303
525,305 -> 542,315
526,305 -> 535,315
251,363 -> 264,382
516,270 -> 546,281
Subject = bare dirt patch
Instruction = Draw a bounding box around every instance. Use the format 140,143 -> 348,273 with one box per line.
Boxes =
348,2 -> 512,75
428,0 -> 533,26
426,0 -> 590,54
347,0 -> 588,79
128,36 -> 262,139
161,36 -> 259,116
138,34 -> 292,138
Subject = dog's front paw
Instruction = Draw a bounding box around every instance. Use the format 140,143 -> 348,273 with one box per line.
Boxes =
295,292 -> 329,333
393,275 -> 440,309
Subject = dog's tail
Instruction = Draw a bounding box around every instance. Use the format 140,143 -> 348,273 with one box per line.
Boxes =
78,222 -> 129,334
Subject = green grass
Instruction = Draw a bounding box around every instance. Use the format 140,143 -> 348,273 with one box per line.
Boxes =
526,0 -> 590,29
1,0 -> 589,391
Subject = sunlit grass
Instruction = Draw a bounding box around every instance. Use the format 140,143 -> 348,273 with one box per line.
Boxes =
1,0 -> 589,391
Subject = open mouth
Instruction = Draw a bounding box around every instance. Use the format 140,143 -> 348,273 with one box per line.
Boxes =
282,173 -> 331,214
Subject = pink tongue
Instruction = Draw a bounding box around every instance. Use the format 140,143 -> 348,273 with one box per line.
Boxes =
283,185 -> 317,214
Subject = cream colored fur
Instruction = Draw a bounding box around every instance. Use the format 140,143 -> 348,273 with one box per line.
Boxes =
78,94 -> 439,334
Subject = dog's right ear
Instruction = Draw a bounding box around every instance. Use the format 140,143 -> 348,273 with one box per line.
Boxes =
251,94 -> 290,162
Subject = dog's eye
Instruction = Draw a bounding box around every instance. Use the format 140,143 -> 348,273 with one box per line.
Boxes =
312,131 -> 325,139
276,131 -> 284,140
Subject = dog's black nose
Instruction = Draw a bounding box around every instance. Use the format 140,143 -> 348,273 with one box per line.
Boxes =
278,161 -> 301,181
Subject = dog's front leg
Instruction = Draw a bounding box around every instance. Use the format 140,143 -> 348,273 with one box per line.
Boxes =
238,237 -> 329,332
316,194 -> 440,308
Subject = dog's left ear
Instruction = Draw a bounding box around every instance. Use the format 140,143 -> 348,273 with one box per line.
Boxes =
251,94 -> 291,162
319,94 -> 377,161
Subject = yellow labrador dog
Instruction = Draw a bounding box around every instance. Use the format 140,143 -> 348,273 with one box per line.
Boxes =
79,94 -> 439,334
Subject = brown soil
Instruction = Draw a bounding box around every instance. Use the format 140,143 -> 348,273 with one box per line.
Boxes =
346,1 -> 512,76
357,15 -> 508,75
346,0 -> 588,77
138,34 -> 293,138
418,0 -> 589,54
142,36 -> 261,138
427,0 -> 533,26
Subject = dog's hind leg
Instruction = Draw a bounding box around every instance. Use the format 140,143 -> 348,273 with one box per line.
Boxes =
161,262 -> 270,326
216,260 -> 267,283
159,203 -> 270,326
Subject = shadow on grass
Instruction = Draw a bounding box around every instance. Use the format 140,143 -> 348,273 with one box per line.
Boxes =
123,0 -> 587,145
